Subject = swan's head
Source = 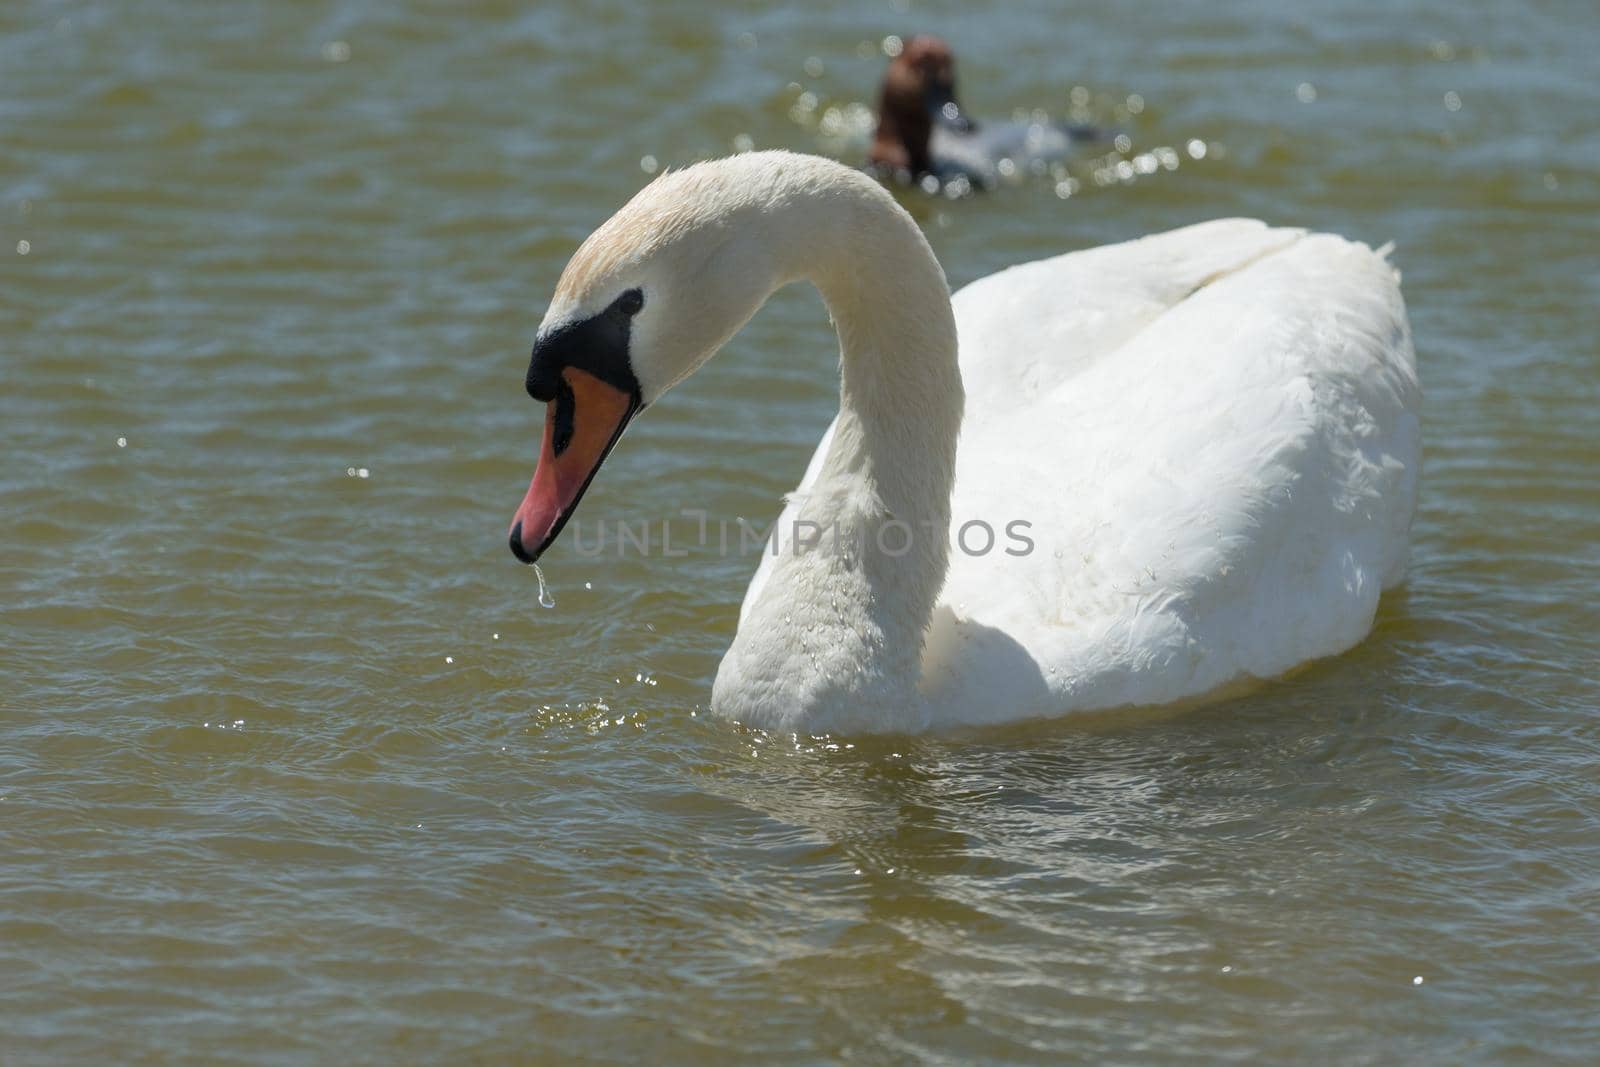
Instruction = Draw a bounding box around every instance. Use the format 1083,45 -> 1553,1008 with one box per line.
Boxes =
508,161 -> 785,563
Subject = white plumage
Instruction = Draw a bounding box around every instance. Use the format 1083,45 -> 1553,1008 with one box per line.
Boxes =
919,219 -> 1420,726
735,213 -> 1418,731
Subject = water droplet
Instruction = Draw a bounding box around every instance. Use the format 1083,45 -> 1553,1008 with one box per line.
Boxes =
445,655 -> 453,664
1412,975 -> 1425,986
640,154 -> 658,174
532,563 -> 555,608
116,436 -> 127,448
1296,82 -> 1318,103
16,239 -> 30,256
492,633 -> 500,640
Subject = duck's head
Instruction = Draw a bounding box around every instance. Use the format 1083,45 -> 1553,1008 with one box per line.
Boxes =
870,35 -> 972,178
507,162 -> 783,564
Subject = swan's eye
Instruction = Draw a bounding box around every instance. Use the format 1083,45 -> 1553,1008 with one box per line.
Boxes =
617,288 -> 645,316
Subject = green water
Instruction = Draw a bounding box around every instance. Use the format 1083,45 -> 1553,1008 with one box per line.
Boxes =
3,1 -> 1598,1063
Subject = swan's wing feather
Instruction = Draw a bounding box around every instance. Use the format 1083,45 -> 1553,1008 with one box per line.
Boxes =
934,229 -> 1418,722
952,218 -> 1306,416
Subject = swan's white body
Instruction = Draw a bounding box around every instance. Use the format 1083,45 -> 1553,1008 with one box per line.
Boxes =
736,214 -> 1420,732
525,152 -> 1420,734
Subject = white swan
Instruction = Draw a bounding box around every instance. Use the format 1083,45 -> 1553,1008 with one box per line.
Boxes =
508,151 -> 1420,734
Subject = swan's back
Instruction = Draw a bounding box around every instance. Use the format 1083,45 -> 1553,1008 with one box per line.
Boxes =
953,219 -> 1307,412
926,220 -> 1420,725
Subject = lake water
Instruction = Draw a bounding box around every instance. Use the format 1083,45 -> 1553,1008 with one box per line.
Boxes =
3,1 -> 1598,1062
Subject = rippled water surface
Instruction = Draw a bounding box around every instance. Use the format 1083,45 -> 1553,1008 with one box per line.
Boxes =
4,1 -> 1599,1063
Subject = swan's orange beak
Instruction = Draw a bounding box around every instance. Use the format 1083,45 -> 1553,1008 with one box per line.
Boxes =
508,367 -> 638,564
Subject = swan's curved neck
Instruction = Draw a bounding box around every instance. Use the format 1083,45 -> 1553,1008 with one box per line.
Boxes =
715,168 -> 964,731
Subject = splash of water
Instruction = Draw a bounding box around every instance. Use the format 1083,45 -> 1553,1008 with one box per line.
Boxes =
532,563 -> 555,609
